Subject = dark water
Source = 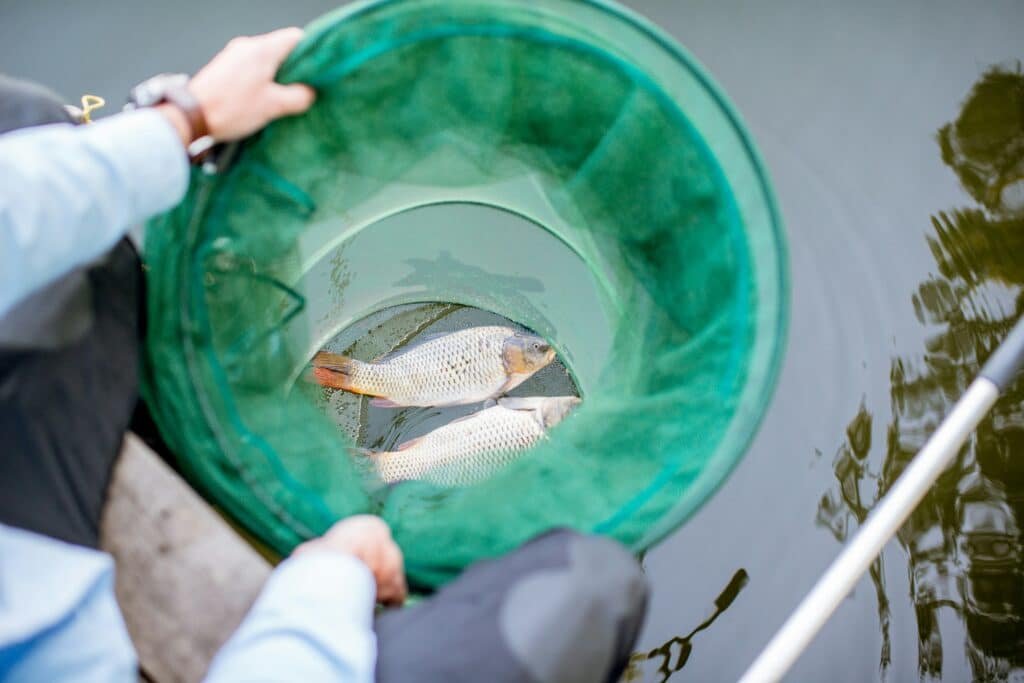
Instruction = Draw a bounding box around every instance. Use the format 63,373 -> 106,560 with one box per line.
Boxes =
4,1 -> 1023,680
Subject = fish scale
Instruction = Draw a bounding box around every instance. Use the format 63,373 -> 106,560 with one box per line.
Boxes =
348,326 -> 512,406
373,403 -> 547,484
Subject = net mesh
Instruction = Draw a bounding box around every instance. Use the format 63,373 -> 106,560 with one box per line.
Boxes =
141,0 -> 788,588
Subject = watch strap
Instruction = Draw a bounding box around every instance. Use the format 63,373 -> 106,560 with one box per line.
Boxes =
126,73 -> 217,165
162,83 -> 209,142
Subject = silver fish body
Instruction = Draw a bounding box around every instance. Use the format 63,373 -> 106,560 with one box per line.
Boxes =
368,396 -> 581,486
313,326 -> 555,407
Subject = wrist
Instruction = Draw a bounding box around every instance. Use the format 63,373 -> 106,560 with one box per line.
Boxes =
128,73 -> 214,162
293,538 -> 364,563
155,103 -> 193,148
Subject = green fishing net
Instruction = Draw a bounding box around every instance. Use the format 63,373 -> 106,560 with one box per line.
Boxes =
142,0 -> 788,588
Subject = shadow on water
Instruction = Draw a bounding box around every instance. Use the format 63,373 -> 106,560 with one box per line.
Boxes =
819,64 -> 1024,681
622,569 -> 750,683
395,250 -> 545,304
392,247 -> 560,350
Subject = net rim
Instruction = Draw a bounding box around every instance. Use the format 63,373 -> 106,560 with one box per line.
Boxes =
159,0 -> 790,563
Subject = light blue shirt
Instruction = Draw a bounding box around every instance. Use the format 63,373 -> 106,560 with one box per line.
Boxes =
0,111 -> 377,681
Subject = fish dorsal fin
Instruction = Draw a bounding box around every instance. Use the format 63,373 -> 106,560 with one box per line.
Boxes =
371,331 -> 451,363
370,397 -> 403,408
394,435 -> 426,451
371,348 -> 406,364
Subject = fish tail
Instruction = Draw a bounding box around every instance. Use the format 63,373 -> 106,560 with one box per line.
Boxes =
311,352 -> 365,393
313,351 -> 354,372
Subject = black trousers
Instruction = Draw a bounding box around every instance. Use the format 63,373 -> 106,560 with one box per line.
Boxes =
0,238 -> 143,548
376,529 -> 649,683
0,75 -> 649,682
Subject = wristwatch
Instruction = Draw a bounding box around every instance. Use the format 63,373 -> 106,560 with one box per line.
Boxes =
126,73 -> 215,163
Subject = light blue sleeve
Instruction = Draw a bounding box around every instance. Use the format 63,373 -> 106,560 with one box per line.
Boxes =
0,524 -> 137,683
0,109 -> 189,318
204,551 -> 378,683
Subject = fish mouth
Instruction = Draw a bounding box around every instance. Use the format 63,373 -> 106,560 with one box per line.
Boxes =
504,335 -> 556,373
526,338 -> 555,366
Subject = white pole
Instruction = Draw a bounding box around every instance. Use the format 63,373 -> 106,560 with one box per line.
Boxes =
738,376 -> 1000,683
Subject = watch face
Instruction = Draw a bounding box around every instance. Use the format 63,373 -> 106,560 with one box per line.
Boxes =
130,73 -> 189,107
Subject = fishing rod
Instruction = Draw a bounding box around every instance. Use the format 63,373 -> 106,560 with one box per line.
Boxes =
739,314 -> 1024,683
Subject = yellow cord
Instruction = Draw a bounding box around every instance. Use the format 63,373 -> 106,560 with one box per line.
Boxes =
80,95 -> 105,124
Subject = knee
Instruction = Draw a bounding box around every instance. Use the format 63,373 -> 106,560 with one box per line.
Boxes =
566,533 -> 649,622
499,533 -> 649,683
518,528 -> 649,620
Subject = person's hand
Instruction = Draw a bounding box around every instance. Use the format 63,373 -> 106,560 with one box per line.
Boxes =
293,515 -> 408,607
186,27 -> 315,142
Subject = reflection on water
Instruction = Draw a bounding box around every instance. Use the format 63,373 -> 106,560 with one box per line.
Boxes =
623,570 -> 749,683
938,65 -> 1024,217
816,401 -> 893,676
820,65 -> 1024,680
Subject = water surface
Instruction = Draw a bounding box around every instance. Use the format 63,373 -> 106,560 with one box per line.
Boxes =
4,1 -> 1022,680
624,4 -> 1024,681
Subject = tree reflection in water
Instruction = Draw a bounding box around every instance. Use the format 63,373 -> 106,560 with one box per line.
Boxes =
623,569 -> 749,683
819,64 -> 1024,680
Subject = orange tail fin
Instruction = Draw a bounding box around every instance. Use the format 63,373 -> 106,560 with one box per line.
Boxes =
313,351 -> 353,370
311,352 -> 360,392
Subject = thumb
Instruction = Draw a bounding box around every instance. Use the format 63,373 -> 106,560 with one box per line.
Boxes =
267,83 -> 316,117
